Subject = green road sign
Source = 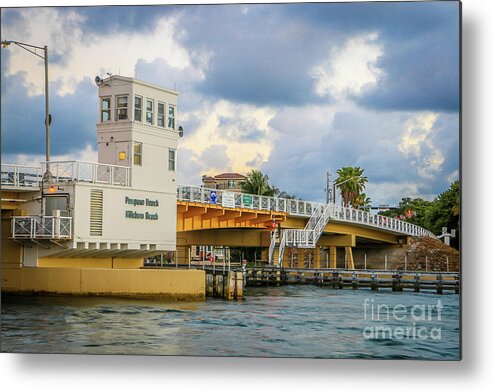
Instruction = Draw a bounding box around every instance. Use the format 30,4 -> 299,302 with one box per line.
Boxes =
242,195 -> 252,206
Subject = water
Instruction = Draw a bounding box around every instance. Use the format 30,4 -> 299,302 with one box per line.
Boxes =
1,286 -> 460,359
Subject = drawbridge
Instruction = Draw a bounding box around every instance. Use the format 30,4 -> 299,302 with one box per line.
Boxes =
2,163 -> 435,268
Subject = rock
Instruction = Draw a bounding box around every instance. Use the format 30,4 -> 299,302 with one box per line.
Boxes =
397,237 -> 460,272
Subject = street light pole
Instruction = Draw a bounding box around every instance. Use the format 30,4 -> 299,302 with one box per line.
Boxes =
43,45 -> 50,177
1,40 -> 51,179
325,171 -> 332,204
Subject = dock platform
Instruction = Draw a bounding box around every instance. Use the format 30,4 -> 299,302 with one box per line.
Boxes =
245,266 -> 459,294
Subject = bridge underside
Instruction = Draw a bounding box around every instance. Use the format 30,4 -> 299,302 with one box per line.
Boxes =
178,229 -> 356,247
177,201 -> 287,231
177,208 -> 410,247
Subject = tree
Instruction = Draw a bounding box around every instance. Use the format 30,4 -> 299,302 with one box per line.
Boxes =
354,192 -> 372,211
378,180 -> 460,249
241,169 -> 276,196
277,191 -> 297,199
379,197 -> 432,229
334,166 -> 368,207
422,180 -> 460,236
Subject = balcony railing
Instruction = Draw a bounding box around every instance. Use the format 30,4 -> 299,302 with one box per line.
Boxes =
12,216 -> 73,239
1,163 -> 42,188
43,161 -> 131,187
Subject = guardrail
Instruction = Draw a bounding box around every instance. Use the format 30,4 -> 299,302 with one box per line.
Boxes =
177,185 -> 318,216
177,185 -> 435,238
331,205 -> 433,237
1,163 -> 42,188
12,215 -> 72,239
42,161 -> 131,187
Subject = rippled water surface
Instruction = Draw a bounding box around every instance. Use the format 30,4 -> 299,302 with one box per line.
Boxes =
1,286 -> 460,359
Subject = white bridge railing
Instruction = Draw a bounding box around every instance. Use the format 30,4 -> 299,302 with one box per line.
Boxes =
331,204 -> 433,237
12,216 -> 73,239
42,161 -> 131,187
177,185 -> 435,238
1,163 -> 42,188
177,185 -> 318,216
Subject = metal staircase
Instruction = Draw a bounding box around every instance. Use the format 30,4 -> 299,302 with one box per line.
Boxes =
269,203 -> 333,265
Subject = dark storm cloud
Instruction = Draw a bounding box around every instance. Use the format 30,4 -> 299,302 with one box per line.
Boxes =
1,73 -> 97,156
60,5 -> 175,35
218,116 -> 265,142
176,5 -> 331,106
1,3 -> 460,205
263,106 -> 459,204
175,2 -> 459,111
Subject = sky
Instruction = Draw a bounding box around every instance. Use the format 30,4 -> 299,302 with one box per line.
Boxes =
0,1 -> 460,205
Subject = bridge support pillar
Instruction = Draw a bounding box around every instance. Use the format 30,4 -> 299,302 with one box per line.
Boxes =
176,246 -> 190,266
261,248 -> 268,264
329,247 -> 337,269
313,247 -> 321,269
297,249 -> 305,268
345,247 -> 355,270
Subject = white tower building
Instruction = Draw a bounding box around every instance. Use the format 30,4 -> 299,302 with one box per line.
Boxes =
96,75 -> 180,191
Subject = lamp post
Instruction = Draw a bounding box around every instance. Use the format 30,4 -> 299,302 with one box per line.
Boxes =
325,171 -> 333,204
1,40 -> 51,180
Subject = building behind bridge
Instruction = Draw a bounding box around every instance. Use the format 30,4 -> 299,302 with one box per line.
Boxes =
202,172 -> 246,192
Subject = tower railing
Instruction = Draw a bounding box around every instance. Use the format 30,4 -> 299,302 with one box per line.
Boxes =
42,161 -> 131,187
1,163 -> 42,188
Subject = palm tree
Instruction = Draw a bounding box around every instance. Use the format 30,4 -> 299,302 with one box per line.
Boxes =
334,166 -> 368,208
354,192 -> 372,211
241,169 -> 276,196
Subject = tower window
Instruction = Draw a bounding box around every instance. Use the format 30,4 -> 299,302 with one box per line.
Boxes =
134,142 -> 142,166
134,96 -> 142,122
157,102 -> 165,127
168,105 -> 175,129
146,99 -> 154,125
116,95 -> 128,120
101,97 -> 111,122
168,149 -> 176,171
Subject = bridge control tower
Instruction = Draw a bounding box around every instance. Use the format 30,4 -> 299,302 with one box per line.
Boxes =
6,75 -> 183,268
96,75 -> 180,191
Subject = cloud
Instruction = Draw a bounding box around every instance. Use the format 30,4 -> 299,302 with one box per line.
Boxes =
179,99 -> 276,175
199,144 -> 230,172
1,74 -> 98,156
284,1 -> 460,112
1,7 -> 196,96
312,33 -> 384,100
399,113 -> 444,179
1,3 -> 460,207
262,104 -> 459,205
3,144 -> 98,167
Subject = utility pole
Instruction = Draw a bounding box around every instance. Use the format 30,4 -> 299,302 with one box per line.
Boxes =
325,172 -> 332,204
